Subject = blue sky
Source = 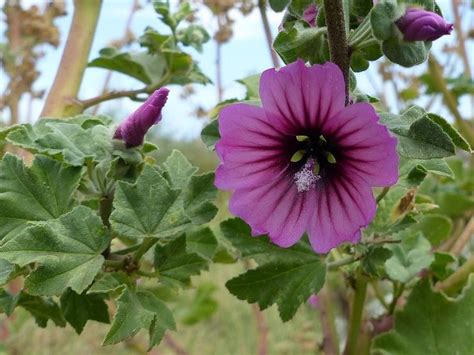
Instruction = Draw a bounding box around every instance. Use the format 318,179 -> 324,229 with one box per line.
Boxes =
0,0 -> 470,140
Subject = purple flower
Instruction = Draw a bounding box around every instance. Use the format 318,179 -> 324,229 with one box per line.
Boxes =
215,61 -> 398,253
114,88 -> 169,147
396,8 -> 453,42
303,4 -> 318,27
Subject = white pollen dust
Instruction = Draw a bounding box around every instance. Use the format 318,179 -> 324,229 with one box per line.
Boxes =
294,160 -> 321,192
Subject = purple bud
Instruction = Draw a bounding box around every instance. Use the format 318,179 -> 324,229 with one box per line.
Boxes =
308,294 -> 320,308
396,8 -> 453,42
114,88 -> 169,148
303,4 -> 318,27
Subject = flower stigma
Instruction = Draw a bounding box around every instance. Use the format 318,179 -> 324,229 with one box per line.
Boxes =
294,159 -> 321,192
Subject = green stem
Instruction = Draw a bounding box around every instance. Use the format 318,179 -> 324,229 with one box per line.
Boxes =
376,187 -> 390,204
133,238 -> 158,263
343,274 -> 368,355
103,258 -> 126,269
348,16 -> 372,47
371,281 -> 389,311
327,256 -> 358,270
40,0 -> 102,118
319,287 -> 341,355
388,282 -> 405,314
135,270 -> 159,278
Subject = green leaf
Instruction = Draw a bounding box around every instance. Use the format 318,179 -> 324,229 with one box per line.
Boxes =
269,0 -> 290,12
60,289 -> 109,334
222,218 -> 326,321
87,272 -> 130,294
427,113 -> 472,152
273,23 -> 329,64
110,165 -> 191,240
17,292 -> 66,328
384,232 -> 434,283
186,227 -> 218,260
372,278 -> 474,355
7,120 -> 112,166
0,206 -> 110,295
382,36 -> 430,67
221,218 -> 319,264
0,259 -> 15,285
361,246 -> 392,277
0,154 -> 82,241
162,150 -> 218,224
400,158 -> 454,186
437,192 -> 474,217
237,74 -> 260,100
431,252 -> 456,281
381,107 -> 456,159
412,214 -> 452,246
226,259 -> 326,321
0,289 -> 18,316
103,288 -> 175,347
154,234 -> 208,287
89,48 -> 166,85
201,119 -> 219,149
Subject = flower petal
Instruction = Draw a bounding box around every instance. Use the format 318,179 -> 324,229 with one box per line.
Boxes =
229,175 -> 314,247
307,175 -> 376,253
323,103 -> 399,187
215,103 -> 290,190
259,60 -> 345,133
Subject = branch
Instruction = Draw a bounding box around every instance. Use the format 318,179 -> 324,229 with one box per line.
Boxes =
323,0 -> 351,104
318,287 -> 340,355
41,0 -> 102,118
81,87 -> 147,109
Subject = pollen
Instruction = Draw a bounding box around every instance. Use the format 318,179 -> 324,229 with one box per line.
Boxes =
294,160 -> 321,192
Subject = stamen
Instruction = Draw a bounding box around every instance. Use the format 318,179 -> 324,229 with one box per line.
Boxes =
294,159 -> 321,192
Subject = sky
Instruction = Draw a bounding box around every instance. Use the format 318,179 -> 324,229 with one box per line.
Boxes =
0,0 -> 471,140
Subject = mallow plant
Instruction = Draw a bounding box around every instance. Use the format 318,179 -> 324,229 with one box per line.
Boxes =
1,0 -> 473,354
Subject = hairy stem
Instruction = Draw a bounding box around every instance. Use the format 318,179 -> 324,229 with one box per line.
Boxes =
376,187 -> 390,204
41,0 -> 102,118
323,0 -> 351,104
258,0 -> 280,68
343,274 -> 368,355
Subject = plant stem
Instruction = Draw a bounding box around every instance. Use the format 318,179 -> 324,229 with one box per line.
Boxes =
258,0 -> 280,68
388,282 -> 405,315
343,274 -> 368,355
436,255 -> 474,294
376,187 -> 390,204
450,216 -> 474,256
327,256 -> 358,270
318,287 -> 340,355
451,0 -> 471,79
133,237 -> 158,263
323,0 -> 351,104
81,87 -> 147,108
251,304 -> 268,355
41,0 -> 102,118
103,258 -> 126,268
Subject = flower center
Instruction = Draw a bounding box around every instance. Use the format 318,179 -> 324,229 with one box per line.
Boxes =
291,135 -> 337,192
294,159 -> 321,192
